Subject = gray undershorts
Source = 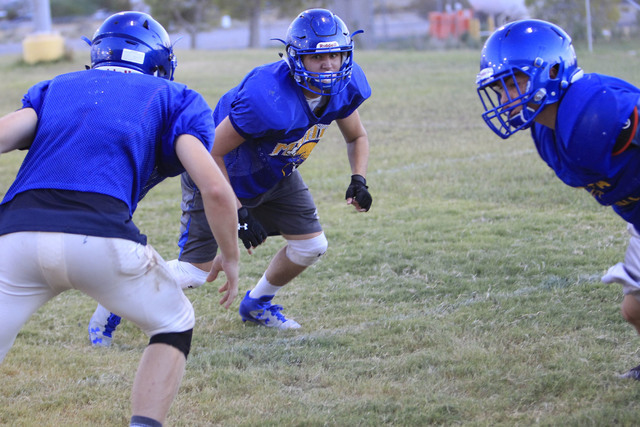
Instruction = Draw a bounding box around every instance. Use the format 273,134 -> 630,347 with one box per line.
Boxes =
177,169 -> 322,263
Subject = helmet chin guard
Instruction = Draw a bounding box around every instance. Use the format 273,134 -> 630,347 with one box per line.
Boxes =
476,19 -> 583,139
84,11 -> 177,80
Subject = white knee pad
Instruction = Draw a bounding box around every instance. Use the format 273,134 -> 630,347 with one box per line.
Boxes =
285,233 -> 328,267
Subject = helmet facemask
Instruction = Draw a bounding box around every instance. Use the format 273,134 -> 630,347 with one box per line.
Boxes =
289,44 -> 353,95
477,66 -> 549,139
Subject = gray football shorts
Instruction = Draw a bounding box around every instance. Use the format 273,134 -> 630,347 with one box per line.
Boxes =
177,169 -> 322,263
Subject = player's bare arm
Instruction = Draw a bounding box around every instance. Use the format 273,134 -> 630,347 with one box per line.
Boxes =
175,133 -> 240,307
0,108 -> 38,153
337,110 -> 369,177
212,116 -> 268,253
211,117 -> 246,206
337,110 -> 371,212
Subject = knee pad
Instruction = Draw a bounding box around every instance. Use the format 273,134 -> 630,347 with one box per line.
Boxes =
285,232 -> 328,267
149,328 -> 193,359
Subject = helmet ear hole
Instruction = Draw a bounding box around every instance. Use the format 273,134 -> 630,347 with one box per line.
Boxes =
549,64 -> 559,79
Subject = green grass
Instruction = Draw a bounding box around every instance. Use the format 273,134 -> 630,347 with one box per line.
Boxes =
1,44 -> 640,426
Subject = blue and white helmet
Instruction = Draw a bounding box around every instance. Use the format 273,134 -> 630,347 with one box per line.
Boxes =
476,19 -> 583,139
275,8 -> 362,95
85,11 -> 177,80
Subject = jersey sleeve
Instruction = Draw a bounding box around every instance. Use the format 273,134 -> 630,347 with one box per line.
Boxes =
22,80 -> 52,114
226,64 -> 297,140
159,87 -> 215,177
557,76 -> 640,177
331,63 -> 372,120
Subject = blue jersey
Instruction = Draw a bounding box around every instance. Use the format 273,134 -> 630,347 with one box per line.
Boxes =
531,73 -> 640,225
213,60 -> 371,198
0,69 -> 214,242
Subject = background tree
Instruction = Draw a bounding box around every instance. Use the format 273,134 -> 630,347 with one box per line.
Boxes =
145,0 -> 331,49
525,0 -> 620,42
146,0 -> 218,49
412,0 -> 473,17
216,0 -> 331,48
50,0 -> 131,17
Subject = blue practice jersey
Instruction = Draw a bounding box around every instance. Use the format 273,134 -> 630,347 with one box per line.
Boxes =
0,69 -> 214,242
213,60 -> 371,198
531,73 -> 640,225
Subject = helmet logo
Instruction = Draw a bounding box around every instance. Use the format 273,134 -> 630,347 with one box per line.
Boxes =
121,48 -> 145,65
316,41 -> 339,49
476,67 -> 494,84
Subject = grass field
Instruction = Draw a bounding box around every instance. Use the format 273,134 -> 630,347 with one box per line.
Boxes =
1,42 -> 640,426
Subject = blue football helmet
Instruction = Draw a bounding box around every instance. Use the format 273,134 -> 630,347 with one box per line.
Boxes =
274,8 -> 362,95
476,19 -> 583,139
84,11 -> 177,80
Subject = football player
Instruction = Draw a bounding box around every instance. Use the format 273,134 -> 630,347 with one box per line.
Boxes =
0,12 -> 239,426
476,19 -> 640,380
89,7 -> 372,338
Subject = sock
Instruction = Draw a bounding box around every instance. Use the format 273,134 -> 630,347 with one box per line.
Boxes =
249,274 -> 282,299
130,415 -> 162,427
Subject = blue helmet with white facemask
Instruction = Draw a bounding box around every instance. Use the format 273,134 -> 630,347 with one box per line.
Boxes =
85,11 -> 177,80
274,8 -> 362,96
476,19 -> 583,139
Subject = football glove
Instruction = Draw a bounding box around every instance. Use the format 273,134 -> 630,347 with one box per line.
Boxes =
345,174 -> 372,212
237,207 -> 267,249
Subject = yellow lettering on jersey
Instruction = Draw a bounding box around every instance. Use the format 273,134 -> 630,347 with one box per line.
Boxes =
271,142 -> 297,156
585,180 -> 612,199
269,124 -> 329,158
591,181 -> 611,190
615,196 -> 640,207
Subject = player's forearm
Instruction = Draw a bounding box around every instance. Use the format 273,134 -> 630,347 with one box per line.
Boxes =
211,154 -> 243,209
201,189 -> 240,263
0,108 -> 37,153
346,136 -> 369,177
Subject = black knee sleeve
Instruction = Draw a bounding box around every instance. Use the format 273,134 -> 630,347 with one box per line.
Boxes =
149,329 -> 193,359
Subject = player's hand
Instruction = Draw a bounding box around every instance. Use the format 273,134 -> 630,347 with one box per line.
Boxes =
345,174 -> 372,212
208,253 -> 239,309
237,207 -> 267,253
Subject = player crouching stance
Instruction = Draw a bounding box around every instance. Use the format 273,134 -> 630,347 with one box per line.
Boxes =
0,11 -> 239,426
476,19 -> 640,380
89,8 -> 373,340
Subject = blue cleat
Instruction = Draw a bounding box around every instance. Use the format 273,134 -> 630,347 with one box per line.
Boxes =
88,304 -> 121,347
619,364 -> 640,380
239,290 -> 301,330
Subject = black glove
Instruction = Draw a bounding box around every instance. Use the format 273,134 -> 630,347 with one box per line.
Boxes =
237,207 -> 267,249
345,174 -> 372,212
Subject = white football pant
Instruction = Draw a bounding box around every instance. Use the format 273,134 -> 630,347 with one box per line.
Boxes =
0,231 -> 194,362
